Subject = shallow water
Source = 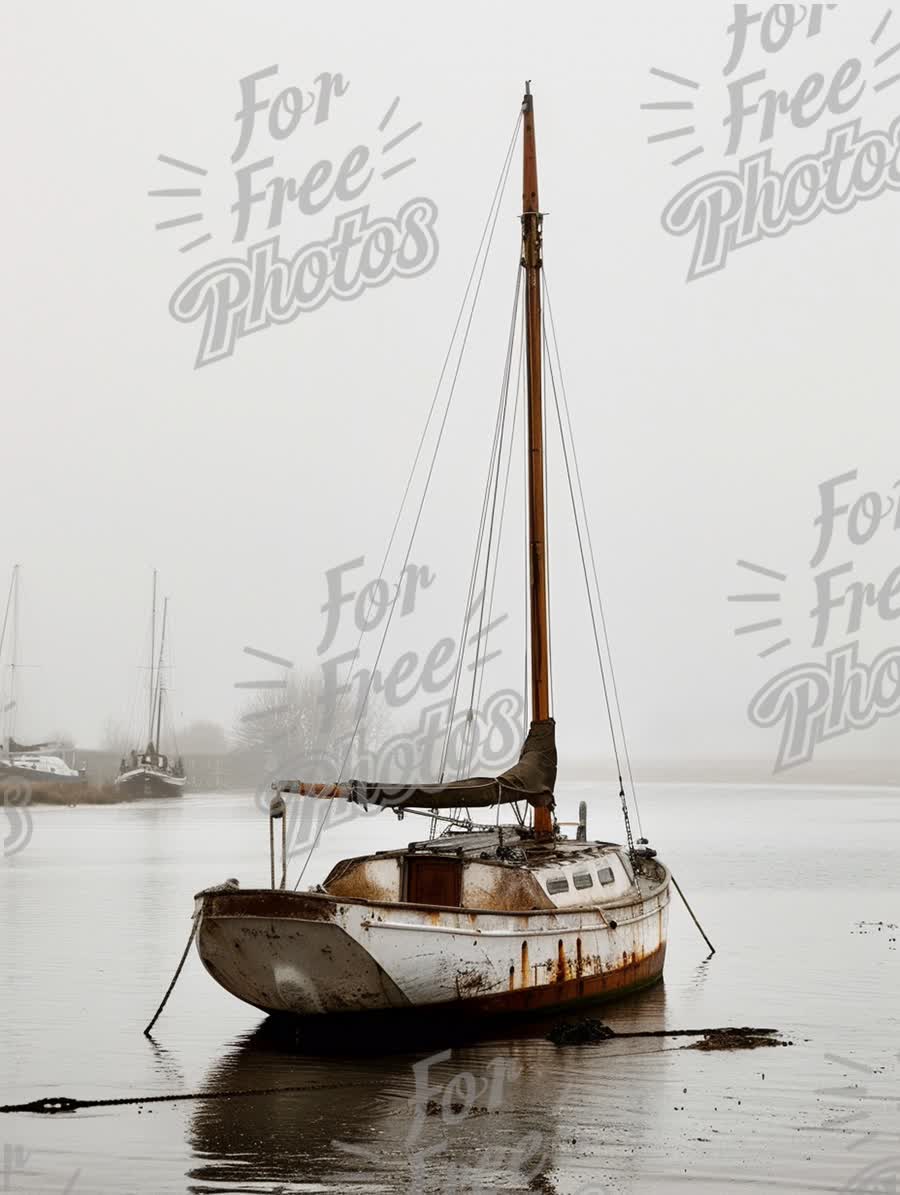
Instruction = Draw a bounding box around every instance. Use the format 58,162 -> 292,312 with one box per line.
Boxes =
1,783 -> 898,1193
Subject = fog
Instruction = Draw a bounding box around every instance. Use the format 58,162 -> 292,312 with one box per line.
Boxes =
4,0 -> 899,777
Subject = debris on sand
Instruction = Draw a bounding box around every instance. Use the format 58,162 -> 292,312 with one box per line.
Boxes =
684,1028 -> 793,1052
853,921 -> 898,948
424,1099 -> 489,1117
546,1019 -> 615,1045
547,1020 -> 792,1050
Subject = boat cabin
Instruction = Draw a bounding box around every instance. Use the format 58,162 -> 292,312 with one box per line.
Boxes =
321,828 -> 646,913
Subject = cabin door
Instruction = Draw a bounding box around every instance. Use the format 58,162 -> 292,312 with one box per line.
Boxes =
403,856 -> 463,907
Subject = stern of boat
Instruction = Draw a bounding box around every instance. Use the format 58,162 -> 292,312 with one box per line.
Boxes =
194,886 -> 411,1016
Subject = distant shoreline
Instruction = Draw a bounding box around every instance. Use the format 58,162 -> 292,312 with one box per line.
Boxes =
1,781 -> 131,806
561,760 -> 900,787
18,752 -> 898,802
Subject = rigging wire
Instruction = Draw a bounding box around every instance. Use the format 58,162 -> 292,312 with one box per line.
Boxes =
542,318 -> 554,716
295,115 -> 523,889
437,266 -> 520,786
0,568 -> 16,746
543,335 -> 635,857
487,331 -> 527,830
0,567 -> 15,664
325,109 -> 526,746
541,316 -> 639,857
403,805 -> 497,833
436,263 -> 521,827
463,289 -> 527,781
439,279 -> 528,831
454,266 -> 522,782
8,568 -> 20,741
543,273 -> 645,841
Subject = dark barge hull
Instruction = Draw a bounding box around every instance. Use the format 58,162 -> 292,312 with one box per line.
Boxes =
114,769 -> 185,798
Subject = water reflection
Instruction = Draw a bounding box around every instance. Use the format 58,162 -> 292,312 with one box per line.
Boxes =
186,993 -> 670,1193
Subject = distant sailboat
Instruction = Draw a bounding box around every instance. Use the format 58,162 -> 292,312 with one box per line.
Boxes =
0,565 -> 83,785
115,571 -> 186,798
191,86 -> 671,1020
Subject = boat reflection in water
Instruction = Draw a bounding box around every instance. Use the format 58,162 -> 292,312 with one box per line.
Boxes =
185,991 -> 669,1193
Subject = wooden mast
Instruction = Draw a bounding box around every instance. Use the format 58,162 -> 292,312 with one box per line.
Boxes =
521,83 -> 553,838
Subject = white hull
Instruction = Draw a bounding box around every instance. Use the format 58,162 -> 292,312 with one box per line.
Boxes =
196,845 -> 669,1018
0,755 -> 83,784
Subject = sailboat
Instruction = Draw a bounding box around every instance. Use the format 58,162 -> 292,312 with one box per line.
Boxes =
115,572 -> 186,798
193,86 -> 670,1018
0,566 -> 84,785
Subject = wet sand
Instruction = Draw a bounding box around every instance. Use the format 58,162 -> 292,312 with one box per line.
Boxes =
1,783 -> 898,1192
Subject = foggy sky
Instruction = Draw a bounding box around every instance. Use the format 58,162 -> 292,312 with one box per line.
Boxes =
3,0 -> 899,774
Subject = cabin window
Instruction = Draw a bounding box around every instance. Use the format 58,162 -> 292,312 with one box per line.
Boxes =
546,875 -> 570,895
573,871 -> 593,890
597,866 -> 615,885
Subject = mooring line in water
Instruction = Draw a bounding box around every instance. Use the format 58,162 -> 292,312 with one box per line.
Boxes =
670,872 -> 716,955
142,912 -> 200,1037
0,1080 -> 393,1116
2,1023 -> 789,1115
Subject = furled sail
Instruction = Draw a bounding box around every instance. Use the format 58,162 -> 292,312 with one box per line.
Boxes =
277,718 -> 557,811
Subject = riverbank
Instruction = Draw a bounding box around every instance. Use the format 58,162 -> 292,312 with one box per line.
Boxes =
2,781 -> 132,805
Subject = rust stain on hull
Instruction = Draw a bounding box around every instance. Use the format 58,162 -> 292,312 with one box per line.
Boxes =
430,941 -> 667,1018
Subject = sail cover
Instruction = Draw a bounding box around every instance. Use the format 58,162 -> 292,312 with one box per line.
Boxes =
278,718 -> 557,810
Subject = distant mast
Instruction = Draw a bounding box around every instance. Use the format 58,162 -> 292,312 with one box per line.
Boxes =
148,569 -> 157,745
0,565 -> 20,749
154,597 -> 169,754
521,83 -> 553,837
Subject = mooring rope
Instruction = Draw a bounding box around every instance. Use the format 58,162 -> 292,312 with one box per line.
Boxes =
0,1078 -> 394,1116
142,912 -> 200,1037
3,1025 -> 776,1114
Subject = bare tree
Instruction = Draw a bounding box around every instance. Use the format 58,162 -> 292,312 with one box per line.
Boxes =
178,720 -> 228,754
234,671 -> 388,782
101,718 -> 130,755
